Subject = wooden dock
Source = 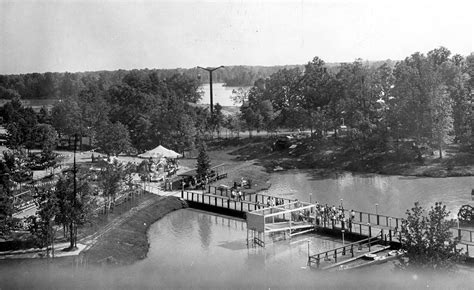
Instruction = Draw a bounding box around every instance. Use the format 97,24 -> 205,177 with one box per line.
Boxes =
180,188 -> 474,258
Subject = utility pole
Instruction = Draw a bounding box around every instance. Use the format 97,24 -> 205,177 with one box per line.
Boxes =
197,66 -> 224,114
68,134 -> 78,250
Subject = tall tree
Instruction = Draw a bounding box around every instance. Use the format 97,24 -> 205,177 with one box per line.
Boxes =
95,121 -> 132,156
196,142 -> 211,178
400,202 -> 462,271
0,161 -> 14,238
99,160 -> 132,213
55,172 -> 93,250
27,188 -> 59,258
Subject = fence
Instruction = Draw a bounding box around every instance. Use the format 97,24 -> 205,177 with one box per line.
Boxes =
308,230 -> 384,268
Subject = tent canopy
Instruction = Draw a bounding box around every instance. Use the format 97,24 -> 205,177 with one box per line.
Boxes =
138,145 -> 182,159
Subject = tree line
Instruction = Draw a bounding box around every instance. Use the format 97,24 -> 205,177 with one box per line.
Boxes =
0,65 -> 306,100
236,47 -> 473,158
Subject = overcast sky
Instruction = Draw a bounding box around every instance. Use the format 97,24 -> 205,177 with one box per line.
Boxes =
0,0 -> 472,74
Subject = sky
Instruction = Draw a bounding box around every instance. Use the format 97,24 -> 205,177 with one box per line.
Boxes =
0,0 -> 472,74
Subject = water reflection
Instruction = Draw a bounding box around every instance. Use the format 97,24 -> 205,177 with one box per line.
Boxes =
197,214 -> 212,249
134,209 -> 345,285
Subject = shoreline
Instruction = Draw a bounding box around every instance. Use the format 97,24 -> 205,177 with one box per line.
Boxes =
81,195 -> 188,266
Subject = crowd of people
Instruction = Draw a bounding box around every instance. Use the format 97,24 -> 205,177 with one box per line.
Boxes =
313,202 -> 356,227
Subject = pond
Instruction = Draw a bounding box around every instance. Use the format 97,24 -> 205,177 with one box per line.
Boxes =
262,171 -> 474,218
131,208 -> 398,288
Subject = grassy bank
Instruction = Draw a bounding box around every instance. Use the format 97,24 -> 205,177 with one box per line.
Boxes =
82,196 -> 187,266
208,137 -> 474,178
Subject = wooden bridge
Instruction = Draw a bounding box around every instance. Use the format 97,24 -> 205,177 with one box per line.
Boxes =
181,185 -> 474,257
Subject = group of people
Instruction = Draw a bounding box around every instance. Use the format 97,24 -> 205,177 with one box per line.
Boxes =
255,196 -> 285,209
183,173 -> 216,190
314,202 -> 356,227
230,188 -> 244,201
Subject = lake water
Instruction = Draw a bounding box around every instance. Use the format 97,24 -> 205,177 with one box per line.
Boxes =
131,208 -> 400,288
2,172 -> 474,288
262,171 -> 474,219
198,83 -> 249,107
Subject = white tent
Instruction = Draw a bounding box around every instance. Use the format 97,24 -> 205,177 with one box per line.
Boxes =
138,145 -> 182,159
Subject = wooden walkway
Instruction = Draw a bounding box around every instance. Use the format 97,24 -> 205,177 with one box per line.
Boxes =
181,188 -> 474,257
307,231 -> 386,269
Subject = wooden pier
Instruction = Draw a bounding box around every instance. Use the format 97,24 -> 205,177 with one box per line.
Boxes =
246,201 -> 316,247
180,187 -> 474,258
307,230 -> 387,269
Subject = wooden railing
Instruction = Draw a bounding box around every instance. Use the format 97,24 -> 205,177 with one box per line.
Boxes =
182,190 -> 262,212
308,230 -> 384,269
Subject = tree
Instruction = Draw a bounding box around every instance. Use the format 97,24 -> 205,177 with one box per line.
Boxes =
27,188 -> 59,258
51,98 -> 82,147
400,202 -> 462,271
99,160 -> 133,213
55,172 -> 93,250
2,99 -> 38,151
95,121 -> 132,156
430,86 -> 453,158
34,124 -> 58,153
196,142 -> 211,178
209,103 -> 225,138
225,114 -> 242,138
0,162 -> 14,238
78,87 -> 110,147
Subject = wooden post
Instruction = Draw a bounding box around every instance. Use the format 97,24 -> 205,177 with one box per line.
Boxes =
241,202 -> 243,212
368,224 -> 372,237
368,213 -> 371,224
376,214 -> 379,225
359,224 -> 362,235
389,229 -> 392,242
351,244 -> 354,257
334,249 -> 337,263
359,212 -> 362,223
458,229 -> 462,240
471,231 -> 472,242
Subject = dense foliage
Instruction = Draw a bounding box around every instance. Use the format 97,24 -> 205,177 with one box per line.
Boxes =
238,48 -> 473,158
196,142 -> 211,178
0,47 -> 472,160
400,202 -> 462,271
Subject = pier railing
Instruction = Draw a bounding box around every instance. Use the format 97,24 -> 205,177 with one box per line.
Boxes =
182,190 -> 474,256
308,230 -> 384,269
345,209 -> 474,246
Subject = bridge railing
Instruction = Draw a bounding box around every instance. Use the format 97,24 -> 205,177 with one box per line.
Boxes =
308,230 -> 384,268
182,190 -> 264,212
345,209 -> 402,230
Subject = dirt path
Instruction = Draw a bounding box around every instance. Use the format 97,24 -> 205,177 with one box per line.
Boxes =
80,195 -> 160,251
81,195 -> 186,265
